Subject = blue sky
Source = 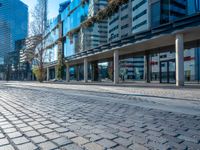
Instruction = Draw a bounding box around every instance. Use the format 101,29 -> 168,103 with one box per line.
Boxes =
21,0 -> 66,21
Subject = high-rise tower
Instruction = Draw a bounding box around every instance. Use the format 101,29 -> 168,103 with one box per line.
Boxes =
0,0 -> 28,64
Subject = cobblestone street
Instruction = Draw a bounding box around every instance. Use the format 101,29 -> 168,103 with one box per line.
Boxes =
0,81 -> 200,150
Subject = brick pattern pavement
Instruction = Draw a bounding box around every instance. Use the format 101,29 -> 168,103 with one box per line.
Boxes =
0,82 -> 199,150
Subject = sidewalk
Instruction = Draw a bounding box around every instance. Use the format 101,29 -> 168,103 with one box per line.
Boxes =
3,81 -> 200,101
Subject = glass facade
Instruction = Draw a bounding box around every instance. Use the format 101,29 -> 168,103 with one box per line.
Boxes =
42,0 -> 200,84
150,47 -> 200,83
61,0 -> 89,57
188,0 -> 200,15
0,0 -> 28,64
120,56 -> 144,81
151,0 -> 187,28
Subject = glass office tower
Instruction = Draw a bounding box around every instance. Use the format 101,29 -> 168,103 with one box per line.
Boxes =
0,0 -> 28,64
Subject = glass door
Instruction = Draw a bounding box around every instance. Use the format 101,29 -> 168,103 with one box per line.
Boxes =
169,60 -> 176,83
160,60 -> 176,83
160,61 -> 168,83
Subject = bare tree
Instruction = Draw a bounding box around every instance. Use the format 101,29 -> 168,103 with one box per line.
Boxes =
26,0 -> 48,82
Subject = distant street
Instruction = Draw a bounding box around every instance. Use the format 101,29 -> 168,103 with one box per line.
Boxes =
0,81 -> 200,150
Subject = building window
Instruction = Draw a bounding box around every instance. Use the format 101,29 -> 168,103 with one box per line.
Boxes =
132,0 -> 147,12
151,2 -> 161,28
132,20 -> 147,31
132,10 -> 147,22
121,24 -> 128,30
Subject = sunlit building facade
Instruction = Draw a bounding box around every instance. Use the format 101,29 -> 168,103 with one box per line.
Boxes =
44,0 -> 200,85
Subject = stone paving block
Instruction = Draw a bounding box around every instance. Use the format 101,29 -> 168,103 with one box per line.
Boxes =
0,138 -> 9,146
164,141 -> 187,150
23,118 -> 34,123
117,131 -> 132,138
131,135 -> 148,145
55,127 -> 69,133
0,145 -> 15,150
0,122 -> 9,126
114,137 -> 132,147
85,134 -> 102,142
71,136 -> 89,146
28,121 -> 39,126
111,145 -> 130,150
32,124 -> 45,129
90,128 -> 104,134
41,120 -> 52,125
146,125 -> 163,132
162,129 -> 178,137
132,126 -> 147,133
1,124 -> 13,129
4,128 -> 17,134
20,126 -> 34,132
46,123 -> 60,129
17,142 -> 37,150
24,130 -> 40,138
77,129 -> 91,136
39,141 -> 57,150
129,143 -> 149,150
61,143 -> 83,150
147,135 -> 168,144
84,142 -> 104,150
68,125 -> 81,131
0,118 -> 7,122
67,119 -> 78,123
38,128 -> 53,134
45,132 -> 60,140
61,131 -> 78,139
31,136 -> 47,144
178,135 -> 200,144
182,141 -> 200,150
12,137 -> 29,145
163,134 -> 184,144
0,133 -> 5,138
7,131 -> 22,139
12,120 -> 23,125
15,123 -> 27,128
97,139 -> 118,148
36,118 -> 46,122
53,137 -> 72,146
145,130 -> 162,137
99,132 -> 117,140
82,125 -> 94,130
118,126 -> 134,132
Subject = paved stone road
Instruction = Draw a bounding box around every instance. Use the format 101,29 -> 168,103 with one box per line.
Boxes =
0,81 -> 200,150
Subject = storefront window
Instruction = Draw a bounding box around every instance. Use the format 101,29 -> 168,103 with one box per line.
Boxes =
119,56 -> 144,81
184,47 -> 200,83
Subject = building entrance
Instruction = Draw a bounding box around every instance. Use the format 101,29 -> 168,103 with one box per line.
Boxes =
160,59 -> 176,83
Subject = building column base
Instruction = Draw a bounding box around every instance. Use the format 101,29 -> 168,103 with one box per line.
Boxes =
114,50 -> 119,84
66,63 -> 70,82
175,33 -> 184,87
84,58 -> 88,83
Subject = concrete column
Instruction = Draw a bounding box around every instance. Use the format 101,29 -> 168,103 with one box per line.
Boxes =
144,54 -> 151,83
47,67 -> 49,81
84,58 -> 88,83
91,61 -> 99,81
66,63 -> 70,82
175,34 -> 184,86
114,50 -> 119,84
